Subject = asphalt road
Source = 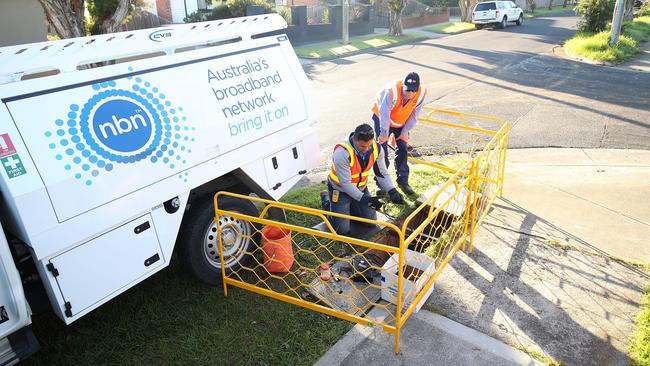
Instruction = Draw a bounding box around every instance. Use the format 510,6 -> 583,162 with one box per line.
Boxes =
304,14 -> 650,152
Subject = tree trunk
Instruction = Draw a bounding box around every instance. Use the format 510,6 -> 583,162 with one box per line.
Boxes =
458,0 -> 472,22
548,0 -> 553,10
389,8 -> 403,36
563,0 -> 568,8
37,0 -> 86,38
459,0 -> 476,22
387,0 -> 404,36
98,0 -> 130,34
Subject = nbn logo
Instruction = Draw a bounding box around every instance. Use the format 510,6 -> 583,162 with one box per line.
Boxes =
92,99 -> 153,153
149,29 -> 173,42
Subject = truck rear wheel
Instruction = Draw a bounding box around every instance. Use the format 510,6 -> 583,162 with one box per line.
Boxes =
179,194 -> 260,285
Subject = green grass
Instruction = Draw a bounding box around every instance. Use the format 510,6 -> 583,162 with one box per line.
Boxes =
564,16 -> 650,64
294,33 -> 424,58
24,183 -> 350,366
280,182 -> 327,227
629,285 -> 650,366
25,261 -> 353,366
24,160 -> 462,365
422,22 -> 476,34
524,5 -> 574,19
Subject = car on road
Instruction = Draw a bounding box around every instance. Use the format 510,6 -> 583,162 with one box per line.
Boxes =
472,1 -> 524,29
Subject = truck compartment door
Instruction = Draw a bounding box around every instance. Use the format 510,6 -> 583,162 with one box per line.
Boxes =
263,143 -> 307,192
47,214 -> 163,318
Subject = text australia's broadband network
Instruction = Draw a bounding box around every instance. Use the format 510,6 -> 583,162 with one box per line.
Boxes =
208,58 -> 289,137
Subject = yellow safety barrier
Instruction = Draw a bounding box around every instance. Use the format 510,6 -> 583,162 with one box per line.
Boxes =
214,107 -> 509,354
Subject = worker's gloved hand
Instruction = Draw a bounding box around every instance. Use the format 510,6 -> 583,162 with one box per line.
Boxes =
388,188 -> 405,204
369,196 -> 383,210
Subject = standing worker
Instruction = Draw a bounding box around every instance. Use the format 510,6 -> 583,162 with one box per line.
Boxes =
322,123 -> 404,236
372,72 -> 427,195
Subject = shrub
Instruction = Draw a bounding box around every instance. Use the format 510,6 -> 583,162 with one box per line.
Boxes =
226,0 -> 274,17
184,0 -> 271,23
276,6 -> 292,24
184,10 -> 208,23
207,4 -> 233,20
575,0 -> 615,32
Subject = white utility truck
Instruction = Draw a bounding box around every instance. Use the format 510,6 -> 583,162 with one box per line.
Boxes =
0,14 -> 320,363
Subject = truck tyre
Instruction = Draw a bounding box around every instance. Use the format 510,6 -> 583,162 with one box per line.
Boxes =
516,14 -> 523,25
499,16 -> 508,29
475,24 -> 484,30
179,194 -> 260,285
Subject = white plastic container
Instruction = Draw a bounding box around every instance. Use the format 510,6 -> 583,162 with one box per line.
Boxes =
381,249 -> 436,313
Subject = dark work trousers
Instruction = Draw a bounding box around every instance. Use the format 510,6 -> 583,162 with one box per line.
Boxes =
322,182 -> 376,236
372,113 -> 409,186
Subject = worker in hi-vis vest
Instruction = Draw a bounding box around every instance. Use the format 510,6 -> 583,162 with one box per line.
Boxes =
372,72 -> 427,195
322,124 -> 404,235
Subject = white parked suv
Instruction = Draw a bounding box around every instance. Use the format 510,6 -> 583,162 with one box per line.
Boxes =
472,1 -> 524,29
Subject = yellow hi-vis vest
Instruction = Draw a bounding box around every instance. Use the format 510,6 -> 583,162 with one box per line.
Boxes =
372,80 -> 427,128
329,141 -> 378,188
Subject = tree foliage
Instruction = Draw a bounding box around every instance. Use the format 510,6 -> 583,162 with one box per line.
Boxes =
38,0 -> 137,38
575,0 -> 615,32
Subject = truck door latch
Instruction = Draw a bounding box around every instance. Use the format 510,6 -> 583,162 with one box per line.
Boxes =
46,263 -> 59,277
134,221 -> 151,234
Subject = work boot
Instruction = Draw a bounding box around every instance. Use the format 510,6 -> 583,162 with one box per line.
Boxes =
398,183 -> 415,195
376,189 -> 386,197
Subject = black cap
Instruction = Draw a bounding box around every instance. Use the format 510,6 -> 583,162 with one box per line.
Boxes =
403,72 -> 420,92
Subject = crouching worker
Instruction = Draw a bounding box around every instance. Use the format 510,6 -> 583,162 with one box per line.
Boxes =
321,123 -> 405,236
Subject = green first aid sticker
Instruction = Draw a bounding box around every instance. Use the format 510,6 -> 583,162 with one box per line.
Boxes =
2,154 -> 27,178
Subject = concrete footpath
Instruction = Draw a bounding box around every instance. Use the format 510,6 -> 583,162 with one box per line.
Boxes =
315,148 -> 650,366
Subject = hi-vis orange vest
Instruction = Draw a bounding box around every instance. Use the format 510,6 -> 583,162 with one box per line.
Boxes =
329,141 -> 379,189
372,80 -> 427,128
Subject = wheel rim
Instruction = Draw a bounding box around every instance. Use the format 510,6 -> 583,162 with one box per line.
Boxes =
203,214 -> 252,270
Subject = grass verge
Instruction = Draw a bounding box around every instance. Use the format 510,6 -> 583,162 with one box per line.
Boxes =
564,16 -> 650,64
294,33 -> 424,58
524,5 -> 574,19
422,22 -> 476,34
629,285 -> 650,366
25,162 -> 455,365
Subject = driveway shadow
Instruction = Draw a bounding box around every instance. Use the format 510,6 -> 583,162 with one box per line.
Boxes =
427,198 -> 648,366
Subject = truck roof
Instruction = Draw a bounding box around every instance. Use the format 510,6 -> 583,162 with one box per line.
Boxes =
0,14 -> 287,85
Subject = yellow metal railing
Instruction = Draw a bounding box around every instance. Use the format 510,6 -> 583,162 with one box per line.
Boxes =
214,107 -> 509,354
